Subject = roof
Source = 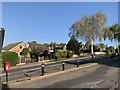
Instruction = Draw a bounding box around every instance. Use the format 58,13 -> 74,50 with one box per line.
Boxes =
28,43 -> 49,52
3,42 -> 23,51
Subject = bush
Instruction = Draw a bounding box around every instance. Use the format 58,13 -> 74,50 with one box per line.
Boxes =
2,52 -> 18,66
111,53 -> 117,58
55,50 -> 73,59
66,50 -> 73,58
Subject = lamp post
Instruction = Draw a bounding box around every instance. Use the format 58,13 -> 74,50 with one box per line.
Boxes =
54,42 -> 56,59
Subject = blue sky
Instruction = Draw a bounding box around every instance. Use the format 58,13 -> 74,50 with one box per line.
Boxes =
2,2 -> 118,46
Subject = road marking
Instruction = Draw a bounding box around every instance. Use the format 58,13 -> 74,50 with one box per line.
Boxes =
47,64 -> 61,68
23,67 -> 40,72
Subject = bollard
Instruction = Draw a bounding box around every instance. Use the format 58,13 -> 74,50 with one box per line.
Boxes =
62,61 -> 65,71
76,59 -> 79,67
41,63 -> 44,76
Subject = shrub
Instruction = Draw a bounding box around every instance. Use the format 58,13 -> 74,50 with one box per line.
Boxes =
111,53 -> 117,58
2,52 -> 18,66
66,50 -> 73,58
55,50 -> 73,59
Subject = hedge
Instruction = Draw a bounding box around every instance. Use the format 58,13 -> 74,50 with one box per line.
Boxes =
55,50 -> 73,59
2,52 -> 18,66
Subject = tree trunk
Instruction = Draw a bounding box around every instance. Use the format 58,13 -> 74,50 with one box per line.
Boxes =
91,40 -> 94,59
117,41 -> 120,57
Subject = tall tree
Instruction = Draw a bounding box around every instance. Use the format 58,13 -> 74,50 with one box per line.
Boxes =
69,11 -> 107,58
85,40 -> 91,50
110,24 -> 120,54
67,36 -> 79,54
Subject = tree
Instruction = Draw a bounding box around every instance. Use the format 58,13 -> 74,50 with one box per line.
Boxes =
31,41 -> 37,44
99,43 -> 105,52
109,46 -> 115,53
85,40 -> 91,50
67,35 -> 79,54
22,48 -> 30,55
110,24 -> 120,54
69,11 -> 107,58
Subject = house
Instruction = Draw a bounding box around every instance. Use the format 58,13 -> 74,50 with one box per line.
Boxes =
3,41 -> 28,64
59,43 -> 67,50
27,42 -> 49,62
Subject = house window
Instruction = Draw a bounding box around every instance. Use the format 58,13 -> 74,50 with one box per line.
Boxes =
20,52 -> 23,55
19,45 -> 22,49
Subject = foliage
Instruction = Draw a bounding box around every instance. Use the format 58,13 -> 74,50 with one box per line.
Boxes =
2,52 -> 18,66
55,50 -> 72,59
85,40 -> 91,50
69,11 -> 107,42
67,36 -> 79,54
108,46 -> 115,53
103,27 -> 112,41
99,43 -> 105,51
22,48 -> 30,55
110,24 -> 120,42
30,41 -> 37,44
69,11 -> 107,55
111,53 -> 117,58
66,50 -> 73,58
43,50 -> 48,57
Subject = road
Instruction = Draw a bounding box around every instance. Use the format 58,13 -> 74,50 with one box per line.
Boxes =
2,55 -> 111,82
5,57 -> 119,89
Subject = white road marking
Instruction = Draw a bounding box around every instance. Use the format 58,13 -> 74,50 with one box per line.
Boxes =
23,67 -> 40,72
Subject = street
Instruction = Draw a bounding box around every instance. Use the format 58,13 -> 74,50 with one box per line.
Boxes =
2,55 -> 110,82
3,57 -> 120,89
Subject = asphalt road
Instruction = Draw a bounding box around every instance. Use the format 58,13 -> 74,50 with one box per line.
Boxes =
2,55 -> 111,82
6,57 -> 119,89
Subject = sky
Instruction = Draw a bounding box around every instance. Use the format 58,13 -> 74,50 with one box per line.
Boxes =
2,2 -> 118,47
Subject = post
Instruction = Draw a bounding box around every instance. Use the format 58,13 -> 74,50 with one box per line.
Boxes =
62,61 -> 65,71
41,63 -> 44,76
77,59 -> 79,67
6,71 -> 8,84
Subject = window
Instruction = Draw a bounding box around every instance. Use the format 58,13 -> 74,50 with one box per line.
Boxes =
20,52 -> 23,55
19,45 -> 22,49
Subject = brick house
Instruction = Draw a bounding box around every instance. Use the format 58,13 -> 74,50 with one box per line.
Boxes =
3,41 -> 29,64
27,42 -> 49,62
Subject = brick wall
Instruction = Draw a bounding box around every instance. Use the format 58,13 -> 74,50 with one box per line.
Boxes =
10,42 -> 27,57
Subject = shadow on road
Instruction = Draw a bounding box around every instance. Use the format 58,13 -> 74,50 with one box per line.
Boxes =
65,56 -> 120,68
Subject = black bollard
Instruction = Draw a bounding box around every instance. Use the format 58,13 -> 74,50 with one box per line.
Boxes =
62,61 -> 65,71
41,63 -> 44,76
77,59 -> 79,67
